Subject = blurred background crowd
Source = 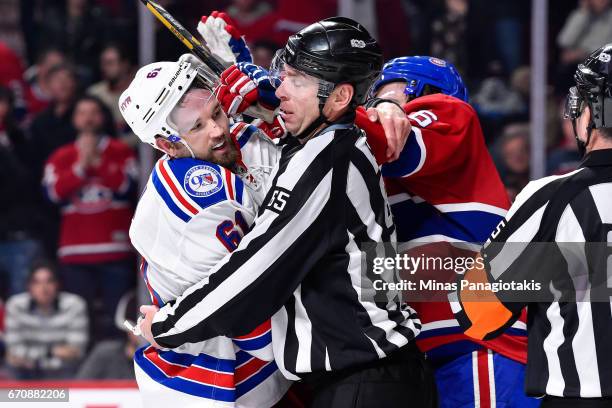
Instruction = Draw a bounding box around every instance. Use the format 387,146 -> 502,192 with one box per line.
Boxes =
0,0 -> 608,381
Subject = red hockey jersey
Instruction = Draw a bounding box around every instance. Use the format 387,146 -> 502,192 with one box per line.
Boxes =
43,137 -> 137,264
381,94 -> 527,364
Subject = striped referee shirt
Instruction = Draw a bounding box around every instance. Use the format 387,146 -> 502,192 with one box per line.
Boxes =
151,117 -> 421,380
452,148 -> 612,398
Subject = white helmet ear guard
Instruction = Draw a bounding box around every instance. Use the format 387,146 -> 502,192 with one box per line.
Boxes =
118,54 -> 220,150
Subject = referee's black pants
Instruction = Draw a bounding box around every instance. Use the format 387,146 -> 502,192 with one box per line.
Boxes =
302,343 -> 437,408
541,396 -> 612,407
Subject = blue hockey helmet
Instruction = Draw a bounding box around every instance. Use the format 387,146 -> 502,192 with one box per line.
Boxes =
371,56 -> 468,102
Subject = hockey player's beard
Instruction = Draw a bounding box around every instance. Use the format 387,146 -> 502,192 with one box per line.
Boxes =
208,136 -> 240,168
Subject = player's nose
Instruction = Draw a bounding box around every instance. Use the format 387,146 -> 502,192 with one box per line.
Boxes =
275,81 -> 288,101
208,121 -> 224,140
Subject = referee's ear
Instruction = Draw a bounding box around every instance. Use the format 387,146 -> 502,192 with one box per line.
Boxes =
324,84 -> 354,119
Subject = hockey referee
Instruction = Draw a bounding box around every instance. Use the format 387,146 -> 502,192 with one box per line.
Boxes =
138,17 -> 437,407
451,44 -> 612,407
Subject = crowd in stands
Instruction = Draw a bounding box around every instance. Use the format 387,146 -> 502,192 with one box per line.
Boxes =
0,0 -> 608,381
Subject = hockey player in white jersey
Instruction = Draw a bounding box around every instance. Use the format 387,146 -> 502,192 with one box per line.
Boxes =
119,53 -> 289,408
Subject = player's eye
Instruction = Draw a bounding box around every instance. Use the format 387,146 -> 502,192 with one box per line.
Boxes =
190,121 -> 202,132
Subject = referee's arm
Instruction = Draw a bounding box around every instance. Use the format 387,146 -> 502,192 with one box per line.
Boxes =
451,179 -> 555,340
150,144 -> 335,349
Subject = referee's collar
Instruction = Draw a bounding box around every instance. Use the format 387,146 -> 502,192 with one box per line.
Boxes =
580,148 -> 612,168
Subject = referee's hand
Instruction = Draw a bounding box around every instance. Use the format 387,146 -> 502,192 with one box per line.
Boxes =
138,305 -> 162,349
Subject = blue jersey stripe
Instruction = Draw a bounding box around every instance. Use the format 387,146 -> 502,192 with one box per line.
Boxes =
235,176 -> 244,205
142,261 -> 165,307
381,130 -> 422,178
235,350 -> 253,366
391,200 -> 503,243
237,125 -> 256,148
134,347 -> 236,402
232,331 -> 272,351
505,328 -> 528,336
235,361 -> 278,398
152,169 -> 192,223
425,340 -> 483,365
157,349 -> 236,373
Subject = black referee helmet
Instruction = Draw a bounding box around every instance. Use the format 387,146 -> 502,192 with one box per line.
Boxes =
566,43 -> 612,154
272,17 -> 383,106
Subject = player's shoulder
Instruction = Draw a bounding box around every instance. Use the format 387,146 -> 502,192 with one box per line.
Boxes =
405,93 -> 475,114
404,94 -> 477,131
150,156 -> 245,221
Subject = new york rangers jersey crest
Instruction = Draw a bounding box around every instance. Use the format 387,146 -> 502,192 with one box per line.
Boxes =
184,165 -> 223,197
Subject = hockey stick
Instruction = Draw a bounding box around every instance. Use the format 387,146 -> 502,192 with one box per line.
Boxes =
139,0 -> 275,122
140,0 -> 226,75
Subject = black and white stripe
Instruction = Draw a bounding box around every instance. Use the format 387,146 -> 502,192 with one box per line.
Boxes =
151,124 -> 420,379
462,149 -> 612,398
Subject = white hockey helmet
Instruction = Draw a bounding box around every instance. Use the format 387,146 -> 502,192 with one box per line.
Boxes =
118,54 -> 219,148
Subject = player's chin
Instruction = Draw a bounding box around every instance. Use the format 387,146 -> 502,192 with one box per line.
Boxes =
213,147 -> 238,168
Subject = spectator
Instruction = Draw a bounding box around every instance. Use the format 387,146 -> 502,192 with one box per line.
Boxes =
471,67 -> 529,144
29,64 -> 80,179
19,0 -> 65,66
556,0 -> 612,91
495,123 -> 531,193
430,0 -> 469,74
87,43 -> 134,133
28,64 -> 80,257
42,95 -> 137,340
0,41 -> 29,122
0,87 -> 45,297
5,260 -> 88,379
251,39 -> 280,70
226,0 -> 273,28
23,47 -> 66,117
0,0 -> 26,59
232,0 -> 336,45
76,291 -> 138,379
39,0 -> 111,84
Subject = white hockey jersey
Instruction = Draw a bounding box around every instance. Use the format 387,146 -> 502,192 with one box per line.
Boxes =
130,123 -> 288,408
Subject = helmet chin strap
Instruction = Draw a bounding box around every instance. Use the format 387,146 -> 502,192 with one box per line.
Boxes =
573,120 -> 593,158
179,139 -> 196,159
167,135 -> 196,159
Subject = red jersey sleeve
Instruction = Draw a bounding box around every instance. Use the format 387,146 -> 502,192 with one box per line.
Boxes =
382,94 -> 478,179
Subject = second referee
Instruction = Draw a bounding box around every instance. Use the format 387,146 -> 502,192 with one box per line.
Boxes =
452,43 -> 612,407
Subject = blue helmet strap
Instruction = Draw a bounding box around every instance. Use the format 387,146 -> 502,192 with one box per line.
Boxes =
167,134 -> 196,159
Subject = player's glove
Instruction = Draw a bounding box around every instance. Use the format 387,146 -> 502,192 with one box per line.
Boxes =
198,11 -> 252,65
252,116 -> 287,139
214,62 -> 280,116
